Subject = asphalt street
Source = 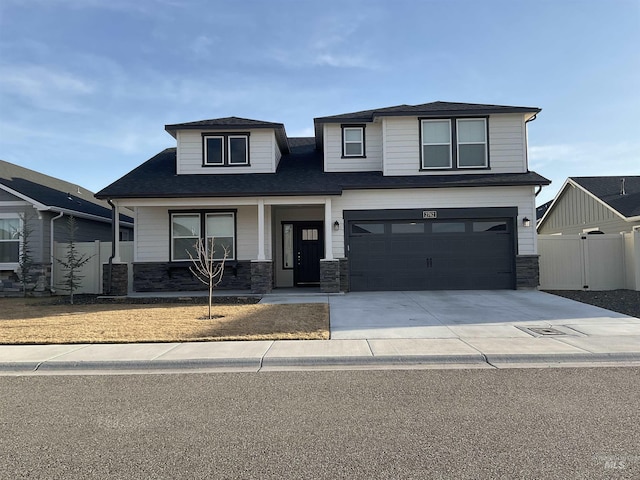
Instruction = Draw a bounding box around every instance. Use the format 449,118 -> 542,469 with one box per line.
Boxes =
1,368 -> 639,479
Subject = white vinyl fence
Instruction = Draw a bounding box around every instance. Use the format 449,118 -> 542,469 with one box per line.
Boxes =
538,230 -> 640,291
53,241 -> 133,295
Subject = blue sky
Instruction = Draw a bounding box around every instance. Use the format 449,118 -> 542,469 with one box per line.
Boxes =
1,0 -> 638,205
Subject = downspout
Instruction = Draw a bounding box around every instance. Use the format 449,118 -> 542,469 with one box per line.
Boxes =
50,211 -> 64,293
106,199 -> 117,295
535,185 -> 543,197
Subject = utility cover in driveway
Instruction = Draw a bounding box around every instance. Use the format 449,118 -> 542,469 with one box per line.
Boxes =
348,217 -> 515,291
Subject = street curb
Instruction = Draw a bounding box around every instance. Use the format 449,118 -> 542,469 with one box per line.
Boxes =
261,354 -> 486,367
484,352 -> 640,364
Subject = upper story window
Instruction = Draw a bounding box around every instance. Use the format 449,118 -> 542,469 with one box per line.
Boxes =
0,217 -> 20,264
203,133 -> 249,166
421,118 -> 488,170
171,211 -> 236,261
341,125 -> 366,158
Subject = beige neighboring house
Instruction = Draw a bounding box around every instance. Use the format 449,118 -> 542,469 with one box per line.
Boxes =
537,176 -> 640,235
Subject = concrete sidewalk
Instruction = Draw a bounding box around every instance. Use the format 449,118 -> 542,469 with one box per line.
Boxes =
1,290 -> 639,374
1,335 -> 639,374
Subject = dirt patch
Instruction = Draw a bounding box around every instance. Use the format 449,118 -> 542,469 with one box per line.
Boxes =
0,297 -> 329,344
544,289 -> 640,318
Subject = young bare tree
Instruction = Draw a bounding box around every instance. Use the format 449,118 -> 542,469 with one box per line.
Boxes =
16,212 -> 34,297
187,237 -> 229,319
56,216 -> 92,304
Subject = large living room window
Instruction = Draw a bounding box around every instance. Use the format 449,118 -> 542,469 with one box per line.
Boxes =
0,217 -> 20,264
171,211 -> 236,261
203,133 -> 249,166
421,118 -> 488,169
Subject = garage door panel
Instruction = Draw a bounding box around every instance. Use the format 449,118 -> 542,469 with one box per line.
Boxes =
348,216 -> 515,291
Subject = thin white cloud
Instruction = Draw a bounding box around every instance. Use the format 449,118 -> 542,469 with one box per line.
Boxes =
0,64 -> 94,112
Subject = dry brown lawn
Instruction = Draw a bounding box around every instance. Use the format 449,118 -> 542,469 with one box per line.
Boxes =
0,297 -> 329,344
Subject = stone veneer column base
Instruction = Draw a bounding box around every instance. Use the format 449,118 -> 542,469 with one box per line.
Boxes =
320,259 -> 340,293
251,261 -> 273,294
103,263 -> 128,296
515,255 -> 540,289
338,258 -> 349,293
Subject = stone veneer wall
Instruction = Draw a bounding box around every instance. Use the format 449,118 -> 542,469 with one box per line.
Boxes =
515,255 -> 540,289
103,263 -> 128,296
132,261 -> 251,292
0,263 -> 51,297
251,261 -> 273,294
320,259 -> 340,293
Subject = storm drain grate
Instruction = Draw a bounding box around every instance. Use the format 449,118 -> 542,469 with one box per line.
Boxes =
527,327 -> 567,336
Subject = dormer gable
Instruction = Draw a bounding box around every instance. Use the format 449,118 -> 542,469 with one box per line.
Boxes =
167,117 -> 290,175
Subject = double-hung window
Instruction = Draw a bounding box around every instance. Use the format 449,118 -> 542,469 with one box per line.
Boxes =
171,211 -> 236,261
0,217 -> 20,264
203,133 -> 249,166
421,120 -> 452,168
342,125 -> 365,157
421,118 -> 488,169
457,119 -> 487,168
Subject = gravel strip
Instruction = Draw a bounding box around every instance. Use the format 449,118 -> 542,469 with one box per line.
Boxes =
545,289 -> 640,318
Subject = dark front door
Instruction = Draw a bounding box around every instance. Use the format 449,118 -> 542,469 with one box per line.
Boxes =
294,222 -> 324,286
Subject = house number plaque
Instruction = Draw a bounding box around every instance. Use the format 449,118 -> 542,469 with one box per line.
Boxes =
423,210 -> 437,219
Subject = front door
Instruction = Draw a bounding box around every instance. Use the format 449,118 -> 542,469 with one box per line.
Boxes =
294,222 -> 324,286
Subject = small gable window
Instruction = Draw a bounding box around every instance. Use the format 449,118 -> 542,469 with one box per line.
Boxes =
203,133 -> 249,166
341,125 -> 366,158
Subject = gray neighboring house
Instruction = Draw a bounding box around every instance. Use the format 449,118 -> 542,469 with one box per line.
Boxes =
0,159 -> 133,295
97,101 -> 551,294
537,176 -> 640,235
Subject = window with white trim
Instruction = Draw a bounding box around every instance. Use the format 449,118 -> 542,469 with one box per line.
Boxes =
0,217 -> 20,264
420,118 -> 488,169
203,133 -> 249,166
341,125 -> 365,157
171,212 -> 236,261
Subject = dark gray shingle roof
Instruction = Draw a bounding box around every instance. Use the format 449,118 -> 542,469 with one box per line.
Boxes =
0,159 -> 132,222
96,138 -> 550,200
571,176 -> 640,218
165,116 -> 290,154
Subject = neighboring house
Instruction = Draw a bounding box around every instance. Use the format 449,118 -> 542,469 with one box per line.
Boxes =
96,101 -> 550,294
537,176 -> 640,235
536,200 -> 552,223
0,160 -> 134,294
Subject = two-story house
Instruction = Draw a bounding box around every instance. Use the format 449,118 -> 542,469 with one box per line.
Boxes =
96,101 -> 550,294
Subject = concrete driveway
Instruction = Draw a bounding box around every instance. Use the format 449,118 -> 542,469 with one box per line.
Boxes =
329,290 -> 640,340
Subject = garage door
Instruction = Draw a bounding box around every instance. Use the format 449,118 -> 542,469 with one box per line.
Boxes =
348,217 -> 515,291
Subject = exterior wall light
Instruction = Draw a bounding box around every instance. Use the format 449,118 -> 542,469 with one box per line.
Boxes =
333,220 -> 340,231
522,217 -> 531,227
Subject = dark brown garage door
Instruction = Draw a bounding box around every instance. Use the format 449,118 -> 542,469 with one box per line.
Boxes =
348,217 -> 515,291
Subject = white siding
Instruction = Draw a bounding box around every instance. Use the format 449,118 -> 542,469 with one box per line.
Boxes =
134,204 -> 271,262
330,186 -> 537,257
324,122 -> 383,172
177,129 -> 278,174
383,114 -> 527,176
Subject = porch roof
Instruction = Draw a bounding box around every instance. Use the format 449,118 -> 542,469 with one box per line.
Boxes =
96,138 -> 550,200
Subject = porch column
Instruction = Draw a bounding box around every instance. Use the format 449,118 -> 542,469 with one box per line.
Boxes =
257,199 -> 266,261
113,202 -> 121,263
324,197 -> 333,260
